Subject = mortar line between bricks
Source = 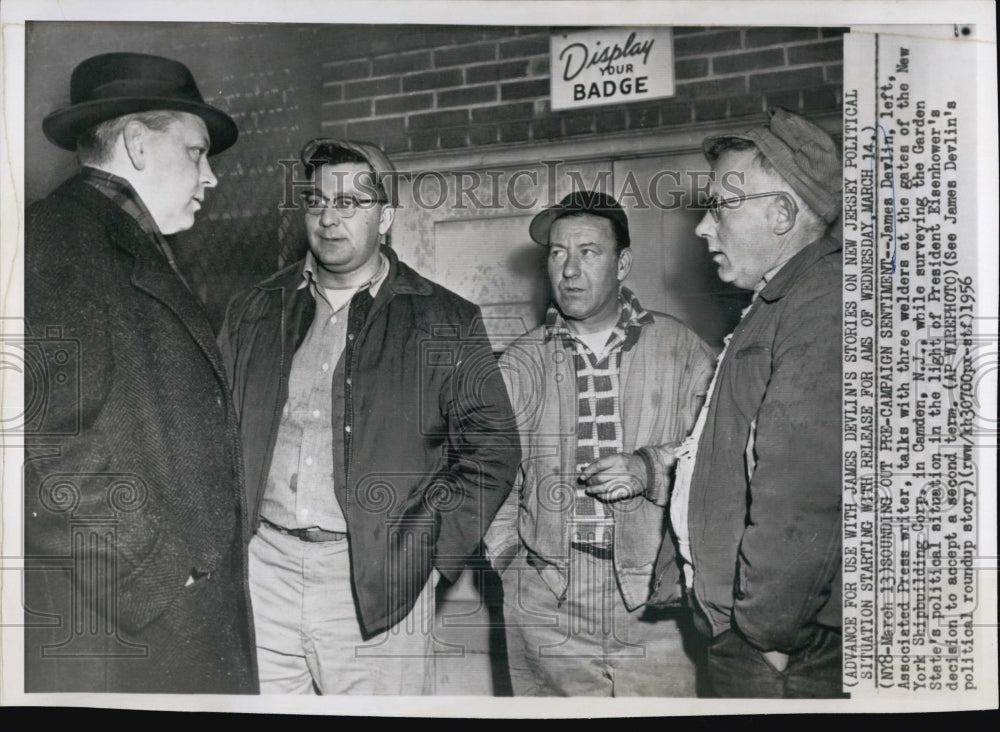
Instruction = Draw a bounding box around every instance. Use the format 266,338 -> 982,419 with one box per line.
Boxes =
688,62 -> 840,83
702,39 -> 842,58
324,93 -> 442,105
751,61 -> 842,74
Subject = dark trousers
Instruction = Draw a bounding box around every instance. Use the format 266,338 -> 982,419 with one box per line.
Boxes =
706,626 -> 846,698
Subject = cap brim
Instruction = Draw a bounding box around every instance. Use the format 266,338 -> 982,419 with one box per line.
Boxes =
702,131 -> 758,161
43,97 -> 238,155
529,205 -> 574,246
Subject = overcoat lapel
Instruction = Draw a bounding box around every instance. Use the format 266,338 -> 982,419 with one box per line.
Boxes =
129,252 -> 227,384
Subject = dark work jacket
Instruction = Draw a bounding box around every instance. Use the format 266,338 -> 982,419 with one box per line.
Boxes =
218,246 -> 521,638
652,234 -> 843,654
23,176 -> 257,693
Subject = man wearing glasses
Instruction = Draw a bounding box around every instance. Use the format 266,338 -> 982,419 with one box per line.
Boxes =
652,108 -> 844,697
218,139 -> 519,694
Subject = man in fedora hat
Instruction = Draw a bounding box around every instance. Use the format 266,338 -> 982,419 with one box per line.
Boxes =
217,138 -> 520,694
483,191 -> 714,696
652,108 -> 844,698
24,52 -> 256,693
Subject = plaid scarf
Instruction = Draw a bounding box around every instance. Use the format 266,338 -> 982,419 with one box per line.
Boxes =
544,286 -> 653,353
81,166 -> 191,292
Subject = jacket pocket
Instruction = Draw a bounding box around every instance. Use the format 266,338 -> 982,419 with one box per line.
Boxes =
735,553 -> 749,601
728,343 -> 771,421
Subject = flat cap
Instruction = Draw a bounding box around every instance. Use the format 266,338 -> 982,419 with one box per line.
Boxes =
299,138 -> 398,206
703,107 -> 841,224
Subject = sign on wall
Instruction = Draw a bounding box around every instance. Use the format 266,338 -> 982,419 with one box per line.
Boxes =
550,27 -> 674,111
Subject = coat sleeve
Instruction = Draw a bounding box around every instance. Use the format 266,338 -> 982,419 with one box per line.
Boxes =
431,311 -> 522,581
24,201 -> 192,634
481,349 -> 526,570
732,270 -> 842,653
640,332 -> 716,507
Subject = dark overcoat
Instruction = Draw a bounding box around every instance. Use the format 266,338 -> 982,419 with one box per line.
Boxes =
23,175 -> 257,693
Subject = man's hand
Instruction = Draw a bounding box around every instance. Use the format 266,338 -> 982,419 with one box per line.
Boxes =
579,453 -> 647,503
762,650 -> 789,672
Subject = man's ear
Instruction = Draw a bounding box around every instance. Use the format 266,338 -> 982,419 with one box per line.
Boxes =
771,192 -> 797,236
122,120 -> 148,170
378,205 -> 396,237
616,246 -> 633,282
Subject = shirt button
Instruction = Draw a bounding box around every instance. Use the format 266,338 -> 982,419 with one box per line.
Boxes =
312,409 -> 321,418
344,425 -> 352,433
216,396 -> 222,407
346,377 -> 352,386
305,456 -> 313,466
348,333 -> 355,341
330,315 -> 337,324
322,362 -> 330,372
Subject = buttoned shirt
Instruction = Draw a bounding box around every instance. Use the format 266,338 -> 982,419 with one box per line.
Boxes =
260,252 -> 388,532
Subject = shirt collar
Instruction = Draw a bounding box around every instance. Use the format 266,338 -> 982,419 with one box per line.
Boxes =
544,286 -> 653,352
299,250 -> 390,300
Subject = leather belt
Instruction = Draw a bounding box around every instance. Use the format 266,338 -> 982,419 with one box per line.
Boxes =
260,517 -> 348,543
571,542 -> 613,560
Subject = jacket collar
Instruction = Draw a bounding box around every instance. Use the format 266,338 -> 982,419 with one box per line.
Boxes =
381,245 -> 434,296
56,175 -> 153,260
757,233 -> 841,303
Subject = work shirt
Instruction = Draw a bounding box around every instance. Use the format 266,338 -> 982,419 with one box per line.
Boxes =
260,253 -> 388,532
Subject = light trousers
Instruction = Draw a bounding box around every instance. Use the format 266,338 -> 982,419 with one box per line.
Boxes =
501,546 -> 699,696
249,523 -> 435,694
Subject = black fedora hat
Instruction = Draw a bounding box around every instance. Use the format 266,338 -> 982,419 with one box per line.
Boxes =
42,52 -> 238,156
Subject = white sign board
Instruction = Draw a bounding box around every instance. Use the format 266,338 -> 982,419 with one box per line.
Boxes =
550,27 -> 674,111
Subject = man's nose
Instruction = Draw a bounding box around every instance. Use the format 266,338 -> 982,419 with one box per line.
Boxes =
562,254 -> 581,278
694,211 -> 715,239
201,158 -> 218,188
318,205 -> 342,227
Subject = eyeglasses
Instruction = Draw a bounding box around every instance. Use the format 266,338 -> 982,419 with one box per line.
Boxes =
698,191 -> 797,222
299,191 -> 387,217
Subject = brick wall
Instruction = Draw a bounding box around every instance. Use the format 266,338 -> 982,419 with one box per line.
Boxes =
317,26 -> 845,155
26,23 -> 844,326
